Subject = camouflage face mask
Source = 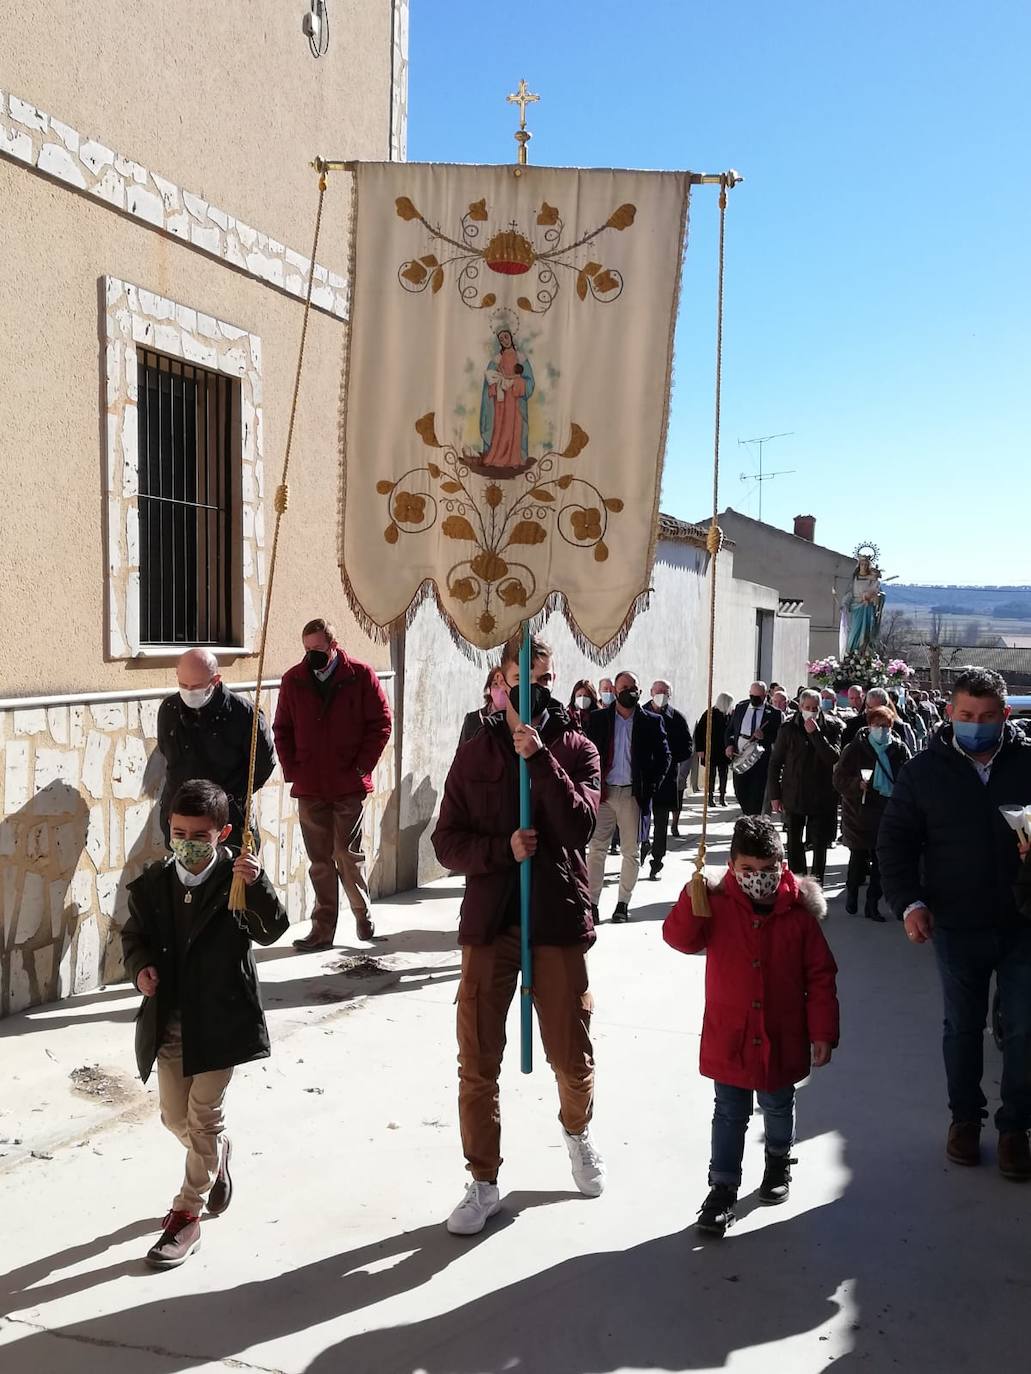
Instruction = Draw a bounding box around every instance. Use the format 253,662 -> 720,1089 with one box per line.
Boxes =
170,837 -> 216,868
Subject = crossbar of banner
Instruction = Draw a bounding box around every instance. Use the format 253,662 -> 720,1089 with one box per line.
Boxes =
311,158 -> 743,189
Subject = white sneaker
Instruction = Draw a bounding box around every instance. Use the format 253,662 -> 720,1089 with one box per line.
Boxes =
446,1181 -> 502,1236
564,1126 -> 606,1196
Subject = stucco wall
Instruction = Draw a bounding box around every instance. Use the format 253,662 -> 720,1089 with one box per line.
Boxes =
0,679 -> 396,1018
399,537 -> 811,886
0,0 -> 393,276
719,510 -> 855,663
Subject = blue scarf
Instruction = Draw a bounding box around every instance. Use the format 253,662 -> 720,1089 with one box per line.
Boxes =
868,736 -> 895,797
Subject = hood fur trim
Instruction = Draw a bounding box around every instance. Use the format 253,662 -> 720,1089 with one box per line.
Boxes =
797,877 -> 829,921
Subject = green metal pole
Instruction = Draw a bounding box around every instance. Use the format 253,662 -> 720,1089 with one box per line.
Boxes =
518,624 -> 533,1073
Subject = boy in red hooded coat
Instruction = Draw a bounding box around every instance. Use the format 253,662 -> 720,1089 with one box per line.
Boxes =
664,815 -> 839,1236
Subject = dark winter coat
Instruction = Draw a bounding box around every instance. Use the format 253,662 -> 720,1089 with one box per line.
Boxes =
121,851 -> 289,1082
725,701 -> 784,756
878,723 -> 1031,929
459,707 -> 491,748
432,703 -> 600,947
833,729 -> 912,851
273,653 -> 392,800
693,707 -> 728,760
584,704 -> 672,810
157,684 -> 275,840
768,711 -> 844,815
663,867 -> 839,1092
643,703 -> 693,809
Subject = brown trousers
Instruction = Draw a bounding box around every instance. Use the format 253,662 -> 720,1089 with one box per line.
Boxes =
297,794 -> 371,931
457,927 -> 595,1182
157,1016 -> 233,1214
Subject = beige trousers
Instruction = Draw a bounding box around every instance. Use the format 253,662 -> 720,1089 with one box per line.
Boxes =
297,794 -> 372,929
157,1016 -> 233,1214
588,785 -> 642,905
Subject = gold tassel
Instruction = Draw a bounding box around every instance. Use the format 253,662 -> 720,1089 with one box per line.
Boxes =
690,847 -> 712,919
228,828 -> 254,916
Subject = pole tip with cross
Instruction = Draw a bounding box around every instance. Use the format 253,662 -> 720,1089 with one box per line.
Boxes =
507,78 -> 540,169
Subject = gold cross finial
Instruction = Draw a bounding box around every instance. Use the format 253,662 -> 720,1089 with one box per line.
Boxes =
507,79 -> 540,167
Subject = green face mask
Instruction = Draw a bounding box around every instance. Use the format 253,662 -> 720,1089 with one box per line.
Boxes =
170,837 -> 216,868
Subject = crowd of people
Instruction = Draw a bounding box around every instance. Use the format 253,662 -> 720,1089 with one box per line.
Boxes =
119,626 -> 1031,1262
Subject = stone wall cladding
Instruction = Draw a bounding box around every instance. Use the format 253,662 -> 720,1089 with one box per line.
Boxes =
0,89 -> 347,318
390,0 -> 410,162
104,276 -> 266,660
0,681 -> 396,1018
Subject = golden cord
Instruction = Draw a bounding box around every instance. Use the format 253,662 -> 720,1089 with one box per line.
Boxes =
229,173 -> 330,914
690,177 -> 730,920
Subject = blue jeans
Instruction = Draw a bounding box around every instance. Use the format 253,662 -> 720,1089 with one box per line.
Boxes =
932,925 -> 1031,1132
709,1081 -> 795,1188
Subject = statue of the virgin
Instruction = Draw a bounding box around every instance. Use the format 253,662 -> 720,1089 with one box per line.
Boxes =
841,544 -> 885,656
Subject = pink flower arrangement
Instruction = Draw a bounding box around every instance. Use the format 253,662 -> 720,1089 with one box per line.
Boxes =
886,658 -> 915,681
807,656 -> 841,686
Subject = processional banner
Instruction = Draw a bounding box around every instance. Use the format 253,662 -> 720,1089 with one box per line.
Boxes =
339,162 -> 691,651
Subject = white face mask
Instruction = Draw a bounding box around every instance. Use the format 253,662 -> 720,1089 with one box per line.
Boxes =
801,709 -> 819,722
652,693 -> 668,709
575,695 -> 592,711
600,691 -> 615,707
735,865 -> 781,902
180,684 -> 215,710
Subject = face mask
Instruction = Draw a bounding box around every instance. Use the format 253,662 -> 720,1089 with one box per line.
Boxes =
509,682 -> 550,720
306,648 -> 331,671
801,709 -> 819,722
953,719 -> 1004,755
617,688 -> 640,709
575,695 -> 592,711
490,684 -> 510,712
600,691 -> 615,707
735,865 -> 781,902
170,837 -> 216,868
651,693 -> 668,710
820,699 -> 834,713
868,726 -> 891,746
179,684 -> 214,710
749,694 -> 764,708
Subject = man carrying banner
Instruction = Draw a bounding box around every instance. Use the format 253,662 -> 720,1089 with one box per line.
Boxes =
432,633 -> 605,1235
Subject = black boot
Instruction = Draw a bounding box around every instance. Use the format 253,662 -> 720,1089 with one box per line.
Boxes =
696,1184 -> 738,1236
865,898 -> 886,923
844,887 -> 859,915
758,1153 -> 796,1205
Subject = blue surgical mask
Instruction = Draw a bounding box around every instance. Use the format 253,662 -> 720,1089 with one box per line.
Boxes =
953,719 -> 1004,755
868,726 -> 890,747
820,699 -> 834,713
600,691 -> 615,707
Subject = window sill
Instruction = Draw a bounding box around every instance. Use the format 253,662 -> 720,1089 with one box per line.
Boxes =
131,645 -> 251,659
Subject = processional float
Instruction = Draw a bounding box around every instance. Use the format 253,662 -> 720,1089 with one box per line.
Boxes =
229,83 -> 741,1072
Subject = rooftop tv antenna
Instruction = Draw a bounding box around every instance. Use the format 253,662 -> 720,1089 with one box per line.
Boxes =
738,432 -> 795,521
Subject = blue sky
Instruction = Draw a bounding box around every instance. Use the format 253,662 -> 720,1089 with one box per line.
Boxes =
407,0 -> 1030,585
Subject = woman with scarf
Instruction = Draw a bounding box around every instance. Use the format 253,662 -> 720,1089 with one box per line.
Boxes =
833,704 -> 911,921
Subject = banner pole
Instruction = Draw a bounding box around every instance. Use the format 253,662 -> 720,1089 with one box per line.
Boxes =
519,623 -> 533,1074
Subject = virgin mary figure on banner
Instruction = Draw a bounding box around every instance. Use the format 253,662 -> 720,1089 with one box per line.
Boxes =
480,318 -> 535,470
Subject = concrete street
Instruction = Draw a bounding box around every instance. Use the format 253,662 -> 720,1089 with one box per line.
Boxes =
0,799 -> 1025,1373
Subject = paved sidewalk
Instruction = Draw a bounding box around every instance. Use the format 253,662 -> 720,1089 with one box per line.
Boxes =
0,800 -> 1026,1373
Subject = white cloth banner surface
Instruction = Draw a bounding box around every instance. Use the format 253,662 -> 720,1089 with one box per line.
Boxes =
340,161 -> 691,650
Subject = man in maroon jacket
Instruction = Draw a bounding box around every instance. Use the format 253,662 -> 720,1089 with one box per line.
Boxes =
273,618 -> 392,950
432,633 -> 605,1236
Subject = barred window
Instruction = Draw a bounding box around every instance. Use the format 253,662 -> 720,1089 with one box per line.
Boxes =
137,350 -> 239,646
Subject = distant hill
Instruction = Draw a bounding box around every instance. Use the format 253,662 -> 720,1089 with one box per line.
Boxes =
890,585 -> 1031,619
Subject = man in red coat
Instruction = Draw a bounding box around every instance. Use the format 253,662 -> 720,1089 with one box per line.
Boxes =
432,633 -> 604,1236
664,815 -> 839,1236
273,618 -> 392,950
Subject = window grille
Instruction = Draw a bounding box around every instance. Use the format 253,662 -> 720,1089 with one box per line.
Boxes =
137,350 -> 237,645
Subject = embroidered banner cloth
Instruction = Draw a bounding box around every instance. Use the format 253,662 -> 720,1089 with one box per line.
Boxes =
339,162 -> 691,650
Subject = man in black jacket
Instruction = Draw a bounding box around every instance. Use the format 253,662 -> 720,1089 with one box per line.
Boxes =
643,680 -> 692,879
841,686 -> 908,749
586,672 -> 671,922
878,668 -> 1031,1179
724,682 -> 783,816
157,650 -> 276,850
122,779 -> 289,1268
768,689 -> 843,883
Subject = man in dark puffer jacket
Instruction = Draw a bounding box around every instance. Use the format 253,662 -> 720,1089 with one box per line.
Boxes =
878,668 -> 1031,1179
